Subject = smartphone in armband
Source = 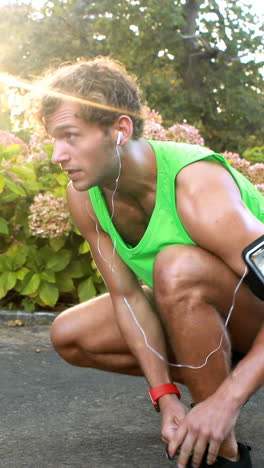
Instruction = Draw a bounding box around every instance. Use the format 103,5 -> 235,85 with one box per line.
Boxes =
242,235 -> 264,286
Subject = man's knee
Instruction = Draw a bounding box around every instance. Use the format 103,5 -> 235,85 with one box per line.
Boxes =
51,311 -> 73,350
50,309 -> 91,365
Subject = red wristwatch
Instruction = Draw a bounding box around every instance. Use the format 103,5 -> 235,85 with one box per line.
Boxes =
148,383 -> 181,412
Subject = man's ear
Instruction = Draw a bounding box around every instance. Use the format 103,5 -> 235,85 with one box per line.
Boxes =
113,115 -> 133,146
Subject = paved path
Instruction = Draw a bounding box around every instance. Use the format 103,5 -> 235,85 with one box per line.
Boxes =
0,325 -> 263,467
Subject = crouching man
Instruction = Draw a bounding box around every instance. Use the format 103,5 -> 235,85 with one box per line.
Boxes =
30,56 -> 264,467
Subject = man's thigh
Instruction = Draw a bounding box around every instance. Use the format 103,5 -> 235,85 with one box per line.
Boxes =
153,244 -> 264,355
51,293 -> 129,353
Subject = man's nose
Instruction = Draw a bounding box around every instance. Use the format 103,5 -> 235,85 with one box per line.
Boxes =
51,141 -> 69,164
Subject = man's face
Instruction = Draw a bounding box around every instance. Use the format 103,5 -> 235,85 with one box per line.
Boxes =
46,100 -> 119,191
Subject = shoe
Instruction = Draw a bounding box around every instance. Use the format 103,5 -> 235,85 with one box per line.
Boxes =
186,443 -> 252,467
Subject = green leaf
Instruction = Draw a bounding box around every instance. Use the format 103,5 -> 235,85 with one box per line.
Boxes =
93,269 -> 103,281
0,217 -> 9,235
39,282 -> 59,306
65,260 -> 84,278
2,271 -> 17,291
0,271 -> 17,299
78,241 -> 90,254
22,180 -> 41,192
0,174 -> 5,193
2,144 -> 22,158
65,256 -> 93,278
6,243 -> 28,270
56,272 -> 74,292
72,224 -> 81,235
8,165 -> 36,181
4,178 -> 26,196
39,270 -> 56,283
37,246 -> 54,264
97,282 -> 107,294
0,255 -> 12,272
21,297 -> 36,313
47,249 -> 72,272
49,237 -> 65,252
0,275 -> 7,299
54,186 -> 67,198
20,272 -> 40,295
42,143 -> 54,158
78,277 -> 96,303
55,172 -> 68,186
16,267 -> 30,280
0,191 -> 18,202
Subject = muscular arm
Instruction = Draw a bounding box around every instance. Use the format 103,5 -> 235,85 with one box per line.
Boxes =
66,183 -> 184,405
176,160 -> 264,398
172,160 -> 264,465
177,160 -> 263,277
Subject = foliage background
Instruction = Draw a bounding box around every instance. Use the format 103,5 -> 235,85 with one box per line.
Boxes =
0,0 -> 263,311
0,0 -> 263,153
0,114 -> 263,311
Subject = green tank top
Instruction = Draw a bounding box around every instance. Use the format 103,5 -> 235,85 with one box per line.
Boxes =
88,141 -> 264,288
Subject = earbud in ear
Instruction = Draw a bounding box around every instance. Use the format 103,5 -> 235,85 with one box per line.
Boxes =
116,131 -> 123,145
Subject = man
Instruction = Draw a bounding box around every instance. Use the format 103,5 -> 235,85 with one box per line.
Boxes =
31,56 -> 263,467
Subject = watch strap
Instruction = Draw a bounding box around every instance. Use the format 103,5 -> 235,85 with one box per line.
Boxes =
148,383 -> 181,412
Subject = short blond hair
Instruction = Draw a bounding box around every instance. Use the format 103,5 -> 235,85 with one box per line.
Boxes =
30,56 -> 144,139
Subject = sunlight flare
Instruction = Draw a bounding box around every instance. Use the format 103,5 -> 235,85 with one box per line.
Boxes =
0,72 -> 141,118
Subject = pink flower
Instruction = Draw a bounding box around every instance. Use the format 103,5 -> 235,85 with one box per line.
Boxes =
165,124 -> 204,145
143,120 -> 167,140
0,130 -> 29,155
222,152 -> 264,190
143,106 -> 163,124
248,164 -> 264,185
28,193 -> 72,238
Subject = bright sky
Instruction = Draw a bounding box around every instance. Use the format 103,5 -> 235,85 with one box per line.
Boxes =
252,0 -> 264,16
0,0 -> 263,16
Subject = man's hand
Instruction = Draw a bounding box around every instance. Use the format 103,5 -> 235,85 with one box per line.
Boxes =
167,392 -> 240,468
159,395 -> 188,456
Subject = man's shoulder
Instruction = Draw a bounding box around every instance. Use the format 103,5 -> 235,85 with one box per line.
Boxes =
147,140 -> 221,176
147,139 -> 217,160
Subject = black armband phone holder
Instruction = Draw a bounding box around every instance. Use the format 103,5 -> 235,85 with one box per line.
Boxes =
242,234 -> 264,301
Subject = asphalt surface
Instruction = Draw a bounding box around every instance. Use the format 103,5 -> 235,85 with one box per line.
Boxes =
0,323 -> 263,468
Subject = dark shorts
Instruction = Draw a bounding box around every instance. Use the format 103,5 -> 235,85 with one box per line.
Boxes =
231,350 -> 245,369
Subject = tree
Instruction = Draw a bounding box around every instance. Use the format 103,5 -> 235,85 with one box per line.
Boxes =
0,0 -> 263,153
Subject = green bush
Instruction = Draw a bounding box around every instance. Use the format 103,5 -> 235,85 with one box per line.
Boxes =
0,141 -> 106,312
242,146 -> 264,164
0,121 -> 263,312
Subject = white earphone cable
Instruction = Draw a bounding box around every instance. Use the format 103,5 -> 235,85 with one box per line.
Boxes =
86,143 -> 248,369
